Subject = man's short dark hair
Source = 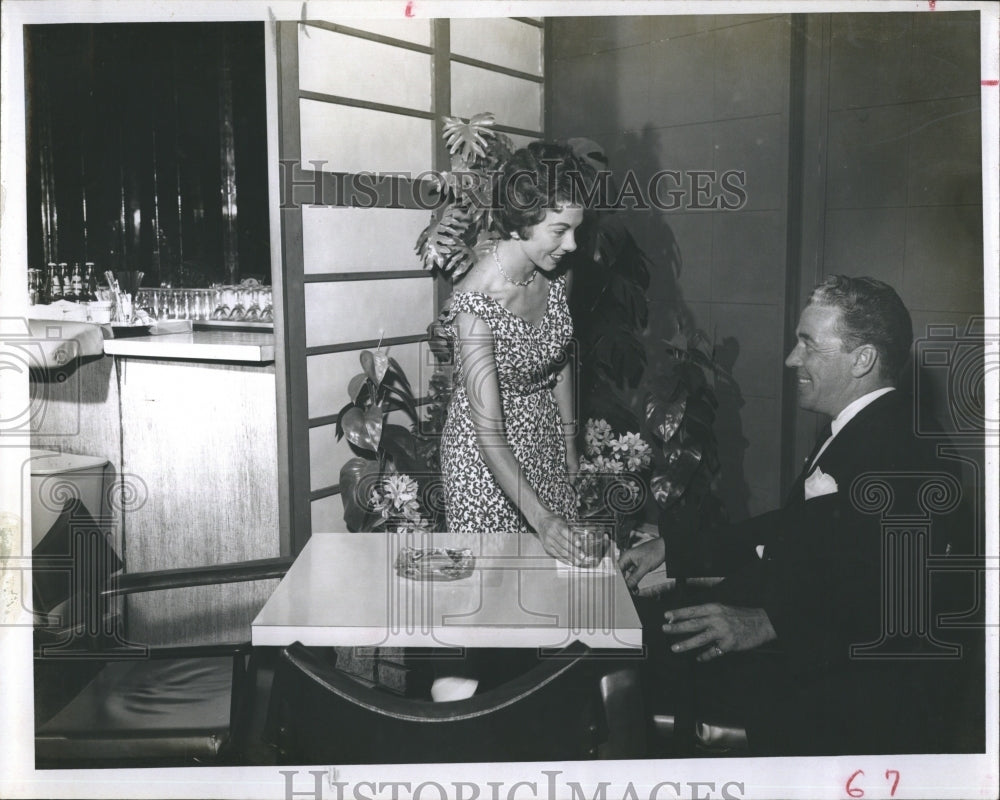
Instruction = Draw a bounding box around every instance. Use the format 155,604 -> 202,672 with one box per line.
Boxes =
492,141 -> 594,240
808,275 -> 913,381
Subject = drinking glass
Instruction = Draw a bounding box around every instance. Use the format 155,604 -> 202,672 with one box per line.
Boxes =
259,288 -> 273,323
228,287 -> 246,321
211,287 -> 230,320
569,521 -> 612,567
243,287 -> 262,322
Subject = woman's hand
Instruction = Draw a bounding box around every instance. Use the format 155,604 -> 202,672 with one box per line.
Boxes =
617,536 -> 666,593
535,512 -> 579,565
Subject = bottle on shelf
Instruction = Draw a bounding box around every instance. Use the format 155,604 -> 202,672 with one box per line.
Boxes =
47,262 -> 61,301
28,268 -> 42,305
57,263 -> 70,301
70,262 -> 83,299
82,262 -> 98,302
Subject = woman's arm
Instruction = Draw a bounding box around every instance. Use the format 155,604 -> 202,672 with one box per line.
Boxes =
553,348 -> 578,482
555,269 -> 578,480
454,312 -> 576,563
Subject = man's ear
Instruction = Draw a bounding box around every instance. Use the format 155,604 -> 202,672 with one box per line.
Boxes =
851,344 -> 878,377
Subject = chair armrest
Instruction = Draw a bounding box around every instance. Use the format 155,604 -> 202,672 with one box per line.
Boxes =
102,556 -> 295,598
36,641 -> 254,661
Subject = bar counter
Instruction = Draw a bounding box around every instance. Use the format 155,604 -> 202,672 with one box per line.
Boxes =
102,329 -> 274,363
30,324 -> 281,646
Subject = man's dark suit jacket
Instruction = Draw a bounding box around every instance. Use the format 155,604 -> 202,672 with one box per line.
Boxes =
705,389 -> 983,755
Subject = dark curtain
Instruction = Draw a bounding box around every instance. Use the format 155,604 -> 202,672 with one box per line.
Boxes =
25,22 -> 269,288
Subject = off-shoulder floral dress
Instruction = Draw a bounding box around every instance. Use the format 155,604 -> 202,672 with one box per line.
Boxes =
438,275 -> 577,533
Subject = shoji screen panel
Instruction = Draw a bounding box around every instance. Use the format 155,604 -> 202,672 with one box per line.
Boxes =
301,207 -> 430,275
450,17 -> 543,75
278,17 -> 545,548
307,341 -> 426,421
282,19 -> 437,543
450,18 -> 544,139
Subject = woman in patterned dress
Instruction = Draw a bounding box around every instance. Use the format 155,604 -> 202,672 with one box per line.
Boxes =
439,141 -> 591,565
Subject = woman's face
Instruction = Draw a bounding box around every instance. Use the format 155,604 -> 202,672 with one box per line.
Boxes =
518,204 -> 583,271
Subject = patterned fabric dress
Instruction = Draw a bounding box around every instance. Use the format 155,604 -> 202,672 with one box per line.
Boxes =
438,275 -> 577,533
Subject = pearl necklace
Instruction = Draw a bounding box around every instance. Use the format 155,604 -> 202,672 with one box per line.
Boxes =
493,243 -> 536,287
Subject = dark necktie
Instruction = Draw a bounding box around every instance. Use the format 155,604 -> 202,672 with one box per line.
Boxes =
785,421 -> 833,506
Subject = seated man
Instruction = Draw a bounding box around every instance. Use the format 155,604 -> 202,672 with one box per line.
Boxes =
620,275 -> 984,755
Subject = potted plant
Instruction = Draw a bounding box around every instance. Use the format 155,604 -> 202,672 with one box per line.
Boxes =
336,349 -> 437,533
642,328 -> 729,577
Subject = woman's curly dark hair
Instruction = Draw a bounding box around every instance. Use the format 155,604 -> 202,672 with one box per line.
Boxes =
492,141 -> 596,240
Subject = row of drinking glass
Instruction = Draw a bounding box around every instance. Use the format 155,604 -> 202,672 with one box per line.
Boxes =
135,286 -> 273,323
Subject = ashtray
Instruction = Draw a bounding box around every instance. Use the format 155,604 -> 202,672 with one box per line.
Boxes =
395,547 -> 475,581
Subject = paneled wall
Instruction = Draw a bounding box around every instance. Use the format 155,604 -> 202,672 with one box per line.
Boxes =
548,14 -> 794,521
809,12 -> 982,439
548,11 -> 985,523
277,17 -> 544,549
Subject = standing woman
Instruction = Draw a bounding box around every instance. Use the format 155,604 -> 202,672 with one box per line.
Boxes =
438,141 -> 591,564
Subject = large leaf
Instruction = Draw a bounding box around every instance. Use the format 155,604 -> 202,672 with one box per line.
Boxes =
339,457 -> 381,531
380,424 -> 423,474
644,391 -> 688,447
442,112 -> 496,164
341,405 -> 384,452
415,205 -> 476,274
347,373 -> 370,404
650,445 -> 703,508
360,350 -> 389,386
386,356 -> 415,397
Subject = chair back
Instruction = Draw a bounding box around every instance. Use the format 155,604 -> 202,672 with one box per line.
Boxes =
270,640 -> 602,764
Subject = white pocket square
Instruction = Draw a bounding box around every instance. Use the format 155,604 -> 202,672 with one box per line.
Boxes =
804,466 -> 838,500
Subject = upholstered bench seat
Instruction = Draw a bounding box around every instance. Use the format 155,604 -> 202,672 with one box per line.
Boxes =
35,655 -> 236,764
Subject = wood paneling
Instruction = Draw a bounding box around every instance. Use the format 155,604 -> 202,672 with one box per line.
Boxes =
120,358 -> 280,645
30,354 -> 123,550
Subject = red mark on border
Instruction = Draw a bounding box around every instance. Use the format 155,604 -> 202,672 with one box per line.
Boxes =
928,0 -> 936,9
405,0 -> 415,17
983,80 -> 1000,86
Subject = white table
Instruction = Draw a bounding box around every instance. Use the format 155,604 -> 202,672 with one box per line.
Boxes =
252,531 -> 643,649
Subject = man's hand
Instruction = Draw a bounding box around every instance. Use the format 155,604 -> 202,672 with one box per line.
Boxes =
618,537 -> 666,592
662,603 -> 777,662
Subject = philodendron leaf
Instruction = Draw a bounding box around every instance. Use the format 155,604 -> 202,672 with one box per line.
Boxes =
360,349 -> 390,386
341,405 -> 384,452
442,112 -> 496,164
416,206 -> 475,273
339,457 -> 381,532
347,373 -> 369,404
650,445 -> 703,508
644,391 -> 688,446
